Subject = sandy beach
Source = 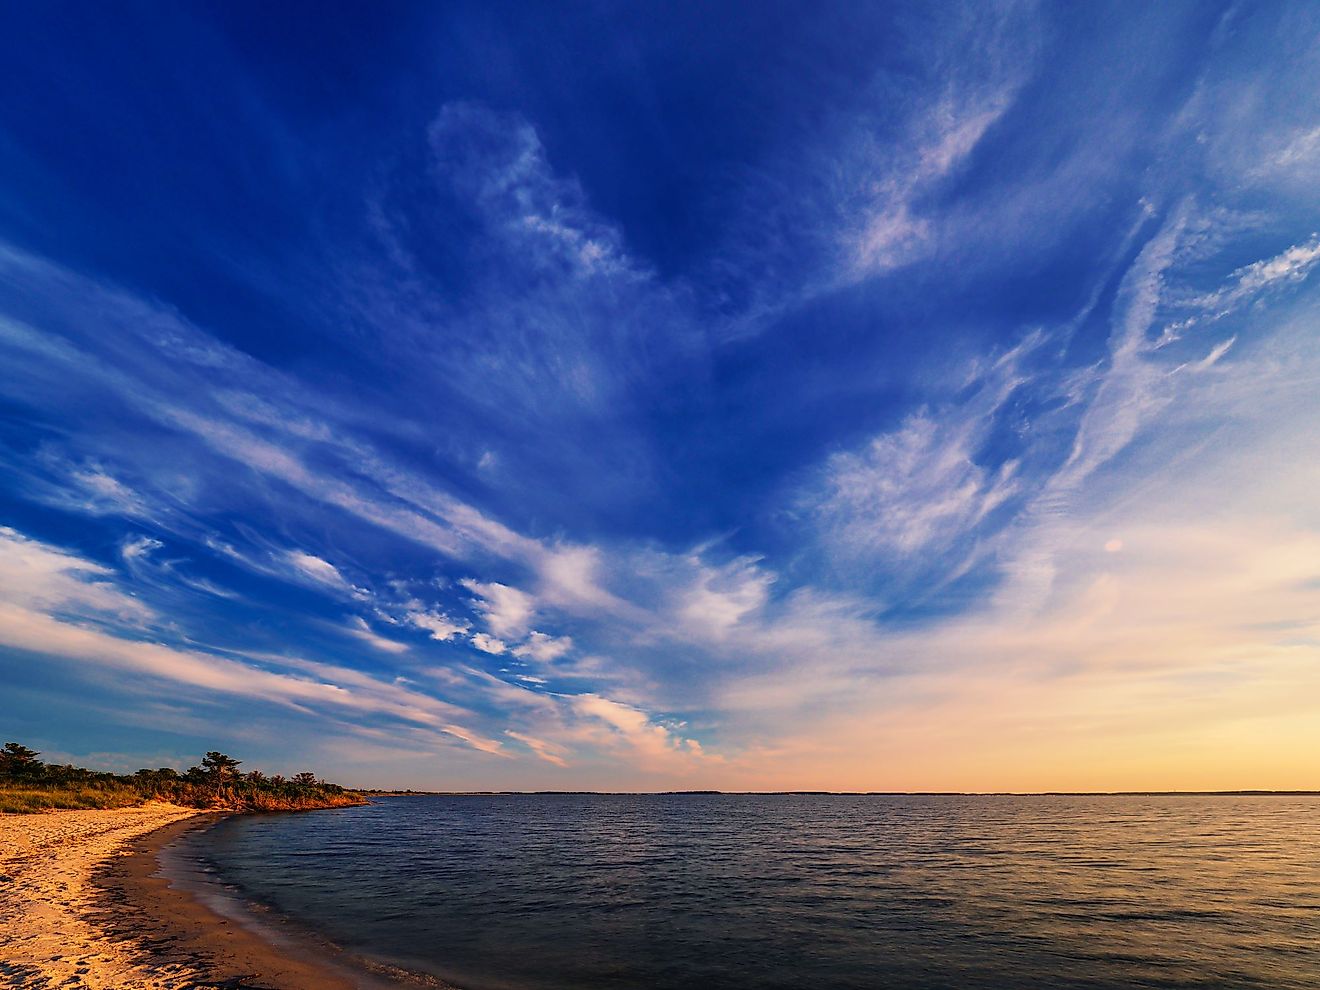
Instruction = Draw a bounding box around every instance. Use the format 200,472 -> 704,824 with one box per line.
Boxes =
0,804 -> 396,990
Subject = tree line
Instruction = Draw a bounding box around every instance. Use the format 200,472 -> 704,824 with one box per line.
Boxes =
0,741 -> 366,813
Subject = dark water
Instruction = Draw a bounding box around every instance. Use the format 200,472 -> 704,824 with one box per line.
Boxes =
189,795 -> 1320,989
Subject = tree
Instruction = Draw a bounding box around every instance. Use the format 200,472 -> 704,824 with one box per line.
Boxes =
0,742 -> 42,778
200,752 -> 242,798
201,751 -> 242,782
292,771 -> 318,788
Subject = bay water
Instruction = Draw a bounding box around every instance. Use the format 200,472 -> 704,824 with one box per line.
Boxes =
186,794 -> 1320,989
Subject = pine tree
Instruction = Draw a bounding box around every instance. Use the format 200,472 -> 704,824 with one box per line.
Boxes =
0,742 -> 42,778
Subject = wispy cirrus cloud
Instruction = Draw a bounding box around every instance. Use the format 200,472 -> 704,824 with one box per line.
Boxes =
0,528 -> 507,755
1160,234 -> 1320,343
803,335 -> 1039,582
0,526 -> 154,625
4,2 -> 1320,790
345,616 -> 410,655
4,179 -> 1319,787
281,549 -> 361,596
504,729 -> 569,768
565,693 -> 706,772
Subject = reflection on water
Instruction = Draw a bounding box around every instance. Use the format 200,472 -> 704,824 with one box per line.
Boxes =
194,795 -> 1320,989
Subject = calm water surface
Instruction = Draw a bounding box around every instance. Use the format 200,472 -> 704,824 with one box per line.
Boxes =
190,795 -> 1320,989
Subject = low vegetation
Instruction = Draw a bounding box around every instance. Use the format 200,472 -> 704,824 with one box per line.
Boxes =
0,742 -> 367,814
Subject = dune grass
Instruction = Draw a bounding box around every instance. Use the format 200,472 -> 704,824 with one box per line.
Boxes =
0,783 -> 149,814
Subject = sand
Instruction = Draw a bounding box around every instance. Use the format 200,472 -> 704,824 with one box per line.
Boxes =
1,803 -> 203,988
0,804 -> 407,989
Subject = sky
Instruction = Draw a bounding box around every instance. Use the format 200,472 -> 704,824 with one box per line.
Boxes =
2,2 -> 1319,791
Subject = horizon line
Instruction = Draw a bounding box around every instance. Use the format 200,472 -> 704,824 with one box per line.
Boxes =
357,789 -> 1320,797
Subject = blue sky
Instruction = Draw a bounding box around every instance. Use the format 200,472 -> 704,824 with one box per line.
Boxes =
3,2 -> 1319,790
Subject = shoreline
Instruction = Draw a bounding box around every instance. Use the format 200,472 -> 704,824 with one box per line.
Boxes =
0,804 -> 445,990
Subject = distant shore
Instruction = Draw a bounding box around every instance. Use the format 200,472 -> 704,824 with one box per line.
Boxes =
361,788 -> 1320,797
0,804 -> 423,989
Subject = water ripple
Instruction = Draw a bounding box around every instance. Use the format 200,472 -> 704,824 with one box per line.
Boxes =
194,795 -> 1320,990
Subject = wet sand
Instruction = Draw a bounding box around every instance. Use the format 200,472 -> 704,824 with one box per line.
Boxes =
0,804 -> 434,990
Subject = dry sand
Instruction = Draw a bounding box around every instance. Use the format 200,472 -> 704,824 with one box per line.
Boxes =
0,804 -> 404,989
1,803 -> 208,988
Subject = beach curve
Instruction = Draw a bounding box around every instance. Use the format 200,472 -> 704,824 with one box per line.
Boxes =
0,804 -> 404,989
1,803 -> 207,988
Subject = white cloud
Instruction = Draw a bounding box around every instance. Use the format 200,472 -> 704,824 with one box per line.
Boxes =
114,533 -> 241,602
279,549 -> 358,595
841,50 -> 1024,281
535,544 -> 618,610
470,632 -> 507,655
15,453 -> 157,520
512,631 -> 573,663
428,101 -> 639,282
346,616 -> 409,655
567,693 -> 704,769
0,526 -> 153,624
461,578 -> 535,638
119,535 -> 163,561
805,335 -> 1035,570
404,607 -> 470,641
505,729 -> 568,767
816,413 -> 1019,559
850,98 -> 1010,277
1048,210 -> 1186,499
1270,125 -> 1320,171
1166,234 -> 1320,338
675,555 -> 773,640
67,466 -> 151,517
433,723 -> 506,757
1191,335 -> 1235,371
